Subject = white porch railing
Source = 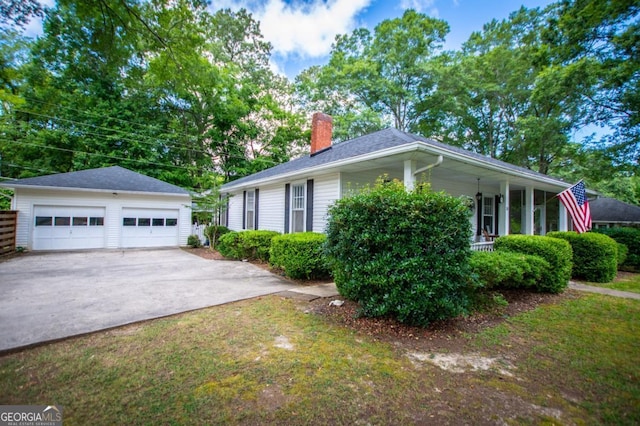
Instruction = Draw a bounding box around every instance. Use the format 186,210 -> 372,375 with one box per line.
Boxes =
470,242 -> 494,252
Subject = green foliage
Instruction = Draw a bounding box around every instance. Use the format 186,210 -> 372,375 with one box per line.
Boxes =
469,250 -> 549,290
494,235 -> 572,293
187,234 -> 202,248
325,180 -> 473,326
269,232 -> 331,280
217,230 -> 280,261
593,227 -> 640,271
616,243 -> 628,268
204,225 -> 230,249
547,231 -> 618,283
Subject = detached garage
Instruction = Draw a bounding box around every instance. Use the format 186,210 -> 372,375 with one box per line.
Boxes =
1,166 -> 192,251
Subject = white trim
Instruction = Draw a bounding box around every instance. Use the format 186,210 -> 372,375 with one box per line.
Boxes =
2,184 -> 190,198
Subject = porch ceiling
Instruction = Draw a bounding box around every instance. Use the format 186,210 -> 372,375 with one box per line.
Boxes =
335,150 -> 568,192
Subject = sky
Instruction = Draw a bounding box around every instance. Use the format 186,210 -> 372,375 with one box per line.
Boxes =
24,0 -> 556,80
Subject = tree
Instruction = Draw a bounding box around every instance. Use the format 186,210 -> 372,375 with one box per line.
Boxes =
296,9 -> 448,137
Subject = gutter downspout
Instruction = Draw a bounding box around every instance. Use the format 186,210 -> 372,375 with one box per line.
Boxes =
414,155 -> 443,176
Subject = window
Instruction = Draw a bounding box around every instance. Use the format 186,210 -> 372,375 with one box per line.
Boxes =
73,217 -> 88,226
138,218 -> 151,227
123,217 -> 136,226
35,216 -> 52,226
55,216 -> 70,226
246,190 -> 255,230
166,218 -> 177,226
482,196 -> 494,234
152,218 -> 164,226
291,184 -> 305,233
90,217 -> 104,226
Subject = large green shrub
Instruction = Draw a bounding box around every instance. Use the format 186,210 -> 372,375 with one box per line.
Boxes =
469,251 -> 549,290
217,230 -> 280,261
547,231 -> 618,283
270,232 -> 331,280
617,243 -> 628,268
494,235 -> 572,293
593,227 -> 640,271
325,180 -> 473,327
204,225 -> 230,248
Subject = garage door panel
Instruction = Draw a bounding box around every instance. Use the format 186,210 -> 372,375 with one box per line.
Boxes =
33,206 -> 106,250
121,208 -> 178,248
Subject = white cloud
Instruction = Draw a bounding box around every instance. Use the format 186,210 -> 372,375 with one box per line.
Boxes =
211,0 -> 372,58
399,0 -> 438,15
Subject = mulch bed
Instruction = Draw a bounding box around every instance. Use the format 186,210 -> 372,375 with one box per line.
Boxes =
182,246 -> 579,351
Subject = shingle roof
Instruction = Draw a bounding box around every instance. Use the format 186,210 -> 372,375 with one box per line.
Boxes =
221,128 -> 566,189
590,197 -> 640,223
2,166 -> 189,195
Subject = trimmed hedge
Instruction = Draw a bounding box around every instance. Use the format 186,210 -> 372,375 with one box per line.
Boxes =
217,230 -> 280,261
617,243 -> 628,268
547,231 -> 618,283
270,232 -> 331,280
325,180 -> 473,327
470,250 -> 549,290
593,227 -> 640,271
494,235 -> 572,293
187,234 -> 202,248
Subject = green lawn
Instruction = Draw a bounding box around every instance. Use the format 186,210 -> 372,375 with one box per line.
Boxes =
580,271 -> 640,294
0,293 -> 638,425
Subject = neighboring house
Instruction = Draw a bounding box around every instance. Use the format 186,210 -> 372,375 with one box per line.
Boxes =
221,113 -> 587,240
590,197 -> 640,228
0,166 -> 192,250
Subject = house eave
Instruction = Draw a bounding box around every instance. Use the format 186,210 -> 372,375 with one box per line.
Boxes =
3,184 -> 191,198
221,141 -> 573,192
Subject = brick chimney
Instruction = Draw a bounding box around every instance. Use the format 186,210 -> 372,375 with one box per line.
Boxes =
310,112 -> 333,155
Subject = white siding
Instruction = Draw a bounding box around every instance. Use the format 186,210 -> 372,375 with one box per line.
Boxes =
258,184 -> 285,233
312,173 -> 340,233
13,188 -> 190,250
341,169 -> 403,196
227,191 -> 244,231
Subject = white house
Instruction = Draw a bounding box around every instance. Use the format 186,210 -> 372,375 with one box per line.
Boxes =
221,113 -> 587,240
1,166 -> 192,250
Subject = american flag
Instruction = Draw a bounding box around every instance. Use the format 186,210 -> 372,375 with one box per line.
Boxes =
558,181 -> 591,233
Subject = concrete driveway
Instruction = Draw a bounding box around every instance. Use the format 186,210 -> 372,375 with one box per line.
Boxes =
0,249 -> 297,352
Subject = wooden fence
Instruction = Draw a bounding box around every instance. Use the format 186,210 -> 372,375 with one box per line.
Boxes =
0,211 -> 17,256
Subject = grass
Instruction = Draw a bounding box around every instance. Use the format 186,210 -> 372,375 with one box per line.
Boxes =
579,271 -> 640,294
1,293 -> 639,424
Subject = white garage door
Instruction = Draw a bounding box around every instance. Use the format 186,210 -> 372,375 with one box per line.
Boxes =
121,208 -> 179,248
33,206 -> 106,250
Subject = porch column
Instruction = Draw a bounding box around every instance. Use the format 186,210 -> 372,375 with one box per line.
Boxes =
559,202 -> 568,231
524,186 -> 534,235
499,181 -> 509,236
403,159 -> 416,191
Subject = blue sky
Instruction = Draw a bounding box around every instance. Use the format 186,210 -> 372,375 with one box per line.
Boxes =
25,0 -> 555,80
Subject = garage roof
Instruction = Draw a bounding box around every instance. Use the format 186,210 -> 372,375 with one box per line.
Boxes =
590,197 -> 640,223
1,166 -> 189,195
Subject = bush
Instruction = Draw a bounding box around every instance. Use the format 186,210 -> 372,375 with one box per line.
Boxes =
469,251 -> 549,290
325,180 -> 473,327
204,225 -> 230,248
547,231 -> 618,283
270,233 -> 331,279
617,243 -> 628,268
217,230 -> 280,261
593,227 -> 640,271
187,234 -> 202,248
494,235 -> 572,293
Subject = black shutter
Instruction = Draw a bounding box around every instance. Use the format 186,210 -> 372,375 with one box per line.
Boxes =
242,191 -> 246,230
494,195 -> 500,235
225,196 -> 229,227
476,198 -> 482,237
254,189 -> 260,230
306,179 -> 314,232
284,184 -> 290,234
